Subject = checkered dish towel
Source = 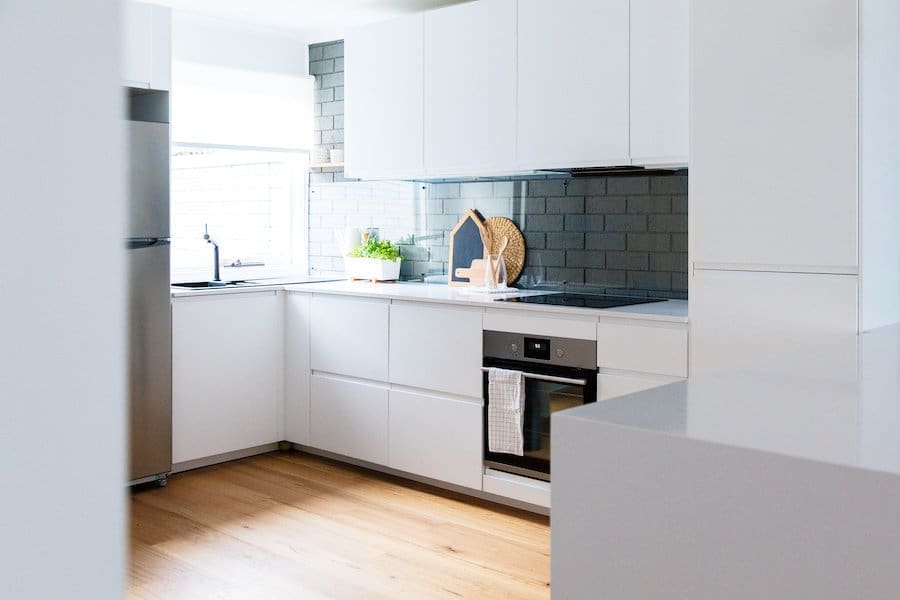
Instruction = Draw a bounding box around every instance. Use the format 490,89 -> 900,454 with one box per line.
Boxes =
488,367 -> 525,456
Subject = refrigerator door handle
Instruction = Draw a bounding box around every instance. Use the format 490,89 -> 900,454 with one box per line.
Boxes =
127,238 -> 171,250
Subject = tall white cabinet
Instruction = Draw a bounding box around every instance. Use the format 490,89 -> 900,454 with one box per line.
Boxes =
345,14 -> 424,180
516,0 -> 630,169
689,0 -> 900,374
423,0 -> 517,175
691,0 -> 858,272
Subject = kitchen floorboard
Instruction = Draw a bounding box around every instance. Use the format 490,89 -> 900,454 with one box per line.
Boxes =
129,450 -> 551,599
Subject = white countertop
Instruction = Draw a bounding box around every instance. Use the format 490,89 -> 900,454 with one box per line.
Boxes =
170,276 -> 341,299
282,280 -> 689,323
559,323 -> 900,477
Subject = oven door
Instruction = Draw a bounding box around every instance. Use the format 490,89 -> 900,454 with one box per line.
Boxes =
482,358 -> 597,482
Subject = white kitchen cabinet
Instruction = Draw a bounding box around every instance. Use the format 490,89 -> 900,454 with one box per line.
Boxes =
424,0 -> 517,175
389,302 -> 482,398
284,292 -> 311,445
517,0 -> 629,169
630,0 -> 689,164
122,2 -> 171,90
690,0 -> 857,271
389,389 -> 483,489
690,269 -> 858,377
172,292 -> 281,464
345,14 -> 424,180
310,374 -> 389,465
484,308 -> 598,341
597,319 -> 688,378
597,373 -> 680,402
310,294 -> 389,381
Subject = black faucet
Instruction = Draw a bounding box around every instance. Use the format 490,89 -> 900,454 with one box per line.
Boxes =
203,224 -> 223,285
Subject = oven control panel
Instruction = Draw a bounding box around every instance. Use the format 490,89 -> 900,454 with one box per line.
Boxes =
484,330 -> 597,370
524,337 -> 550,360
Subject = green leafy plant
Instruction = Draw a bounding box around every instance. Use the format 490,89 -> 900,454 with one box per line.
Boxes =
347,237 -> 402,262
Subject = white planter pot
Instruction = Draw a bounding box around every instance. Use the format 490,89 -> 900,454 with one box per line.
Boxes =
345,257 -> 401,281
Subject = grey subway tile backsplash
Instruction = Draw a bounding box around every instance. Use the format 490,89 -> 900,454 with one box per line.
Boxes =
308,172 -> 689,298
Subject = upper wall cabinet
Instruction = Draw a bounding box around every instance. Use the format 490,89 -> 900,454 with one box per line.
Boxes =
345,14 -> 424,180
424,0 -> 517,176
517,0 -> 630,169
123,2 -> 171,90
630,0 -> 689,164
344,0 -> 688,178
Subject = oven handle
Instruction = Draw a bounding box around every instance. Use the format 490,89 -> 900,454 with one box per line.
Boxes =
480,367 -> 587,387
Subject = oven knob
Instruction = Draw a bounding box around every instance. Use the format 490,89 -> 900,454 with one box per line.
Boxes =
510,343 -> 518,354
556,348 -> 565,358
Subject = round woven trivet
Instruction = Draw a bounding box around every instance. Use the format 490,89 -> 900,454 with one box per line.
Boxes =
484,216 -> 526,284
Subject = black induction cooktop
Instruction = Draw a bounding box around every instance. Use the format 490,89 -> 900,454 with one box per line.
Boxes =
498,293 -> 666,309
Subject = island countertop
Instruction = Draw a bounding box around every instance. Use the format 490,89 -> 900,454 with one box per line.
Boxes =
557,322 -> 900,477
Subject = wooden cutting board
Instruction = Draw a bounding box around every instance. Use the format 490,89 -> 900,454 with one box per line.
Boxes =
454,258 -> 487,284
448,210 -> 491,286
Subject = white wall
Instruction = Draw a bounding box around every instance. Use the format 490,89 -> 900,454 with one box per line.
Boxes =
860,0 -> 900,331
0,0 -> 126,598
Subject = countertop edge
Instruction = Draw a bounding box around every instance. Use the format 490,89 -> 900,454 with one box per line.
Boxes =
282,283 -> 689,323
170,282 -> 689,323
555,407 -> 900,481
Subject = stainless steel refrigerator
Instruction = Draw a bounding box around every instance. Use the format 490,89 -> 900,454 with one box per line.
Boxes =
126,88 -> 172,485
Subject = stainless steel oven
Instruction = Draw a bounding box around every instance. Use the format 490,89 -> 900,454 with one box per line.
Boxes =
482,331 -> 598,482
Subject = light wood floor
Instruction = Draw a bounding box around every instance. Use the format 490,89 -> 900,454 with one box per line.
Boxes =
129,451 -> 550,599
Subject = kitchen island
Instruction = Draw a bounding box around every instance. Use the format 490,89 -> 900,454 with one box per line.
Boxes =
552,323 -> 900,599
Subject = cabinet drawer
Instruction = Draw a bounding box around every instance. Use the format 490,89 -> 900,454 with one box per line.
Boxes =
597,320 -> 688,377
484,309 -> 597,340
310,374 -> 389,465
598,373 -> 680,402
390,302 -> 482,397
389,389 -> 482,489
310,294 -> 389,381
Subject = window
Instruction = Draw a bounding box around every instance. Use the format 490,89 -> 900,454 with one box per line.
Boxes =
170,60 -> 314,282
170,146 -> 307,282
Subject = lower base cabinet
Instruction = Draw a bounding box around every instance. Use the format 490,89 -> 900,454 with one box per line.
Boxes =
310,374 -> 389,465
172,292 -> 281,465
389,389 -> 483,490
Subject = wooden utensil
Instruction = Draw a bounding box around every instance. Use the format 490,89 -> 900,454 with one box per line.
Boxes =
496,235 -> 509,257
484,217 -> 526,284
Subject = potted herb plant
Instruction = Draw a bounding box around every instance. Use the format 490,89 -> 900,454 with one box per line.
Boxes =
345,236 -> 402,282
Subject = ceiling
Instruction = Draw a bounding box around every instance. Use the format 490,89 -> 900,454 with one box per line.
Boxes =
150,0 -> 470,37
